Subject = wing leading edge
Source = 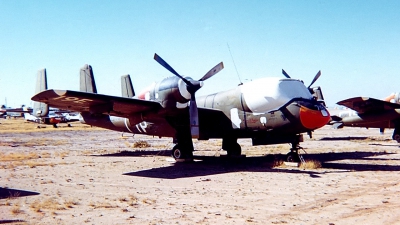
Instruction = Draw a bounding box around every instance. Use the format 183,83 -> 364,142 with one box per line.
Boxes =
337,97 -> 400,114
31,89 -> 162,117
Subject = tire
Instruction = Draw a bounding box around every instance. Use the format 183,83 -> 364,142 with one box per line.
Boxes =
393,133 -> 400,143
172,147 -> 182,159
172,145 -> 193,161
286,152 -> 300,162
227,143 -> 241,156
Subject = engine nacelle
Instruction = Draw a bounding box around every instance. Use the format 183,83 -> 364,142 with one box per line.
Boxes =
137,76 -> 198,109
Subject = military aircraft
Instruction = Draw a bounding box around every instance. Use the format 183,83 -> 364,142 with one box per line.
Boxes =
26,69 -> 79,128
31,54 -> 330,162
330,93 -> 400,143
0,105 -> 33,119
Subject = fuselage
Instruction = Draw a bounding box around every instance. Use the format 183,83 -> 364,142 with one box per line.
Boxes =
80,77 -> 330,141
330,108 -> 400,129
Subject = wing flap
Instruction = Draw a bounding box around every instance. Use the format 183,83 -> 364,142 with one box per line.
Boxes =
337,97 -> 400,114
31,89 -> 162,116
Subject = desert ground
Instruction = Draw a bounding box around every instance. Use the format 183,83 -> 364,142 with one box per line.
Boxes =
1,118 -> 400,225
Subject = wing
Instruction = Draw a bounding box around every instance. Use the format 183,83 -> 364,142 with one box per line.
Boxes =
31,89 -> 162,117
337,97 -> 400,114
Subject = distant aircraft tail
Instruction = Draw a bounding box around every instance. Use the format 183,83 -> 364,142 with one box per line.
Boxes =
80,64 -> 97,93
33,68 -> 49,117
121,75 -> 135,98
384,93 -> 400,104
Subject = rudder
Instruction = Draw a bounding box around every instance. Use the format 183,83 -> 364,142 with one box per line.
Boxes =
121,74 -> 135,98
33,68 -> 49,117
80,64 -> 97,93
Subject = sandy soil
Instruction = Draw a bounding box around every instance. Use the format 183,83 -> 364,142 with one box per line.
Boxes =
1,118 -> 400,225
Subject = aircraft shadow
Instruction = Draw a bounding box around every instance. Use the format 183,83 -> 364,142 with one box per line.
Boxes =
123,154 -> 324,179
0,187 -> 40,199
0,219 -> 26,224
120,150 -> 400,179
305,151 -> 400,172
320,136 -> 369,141
93,150 -> 172,157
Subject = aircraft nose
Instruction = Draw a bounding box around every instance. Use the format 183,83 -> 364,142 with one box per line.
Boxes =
299,105 -> 330,130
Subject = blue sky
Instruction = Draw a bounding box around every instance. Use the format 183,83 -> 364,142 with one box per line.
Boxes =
1,0 -> 399,107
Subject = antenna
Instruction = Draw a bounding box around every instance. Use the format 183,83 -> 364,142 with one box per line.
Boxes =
227,43 -> 243,85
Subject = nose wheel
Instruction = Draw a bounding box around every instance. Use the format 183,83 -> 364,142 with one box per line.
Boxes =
285,142 -> 306,164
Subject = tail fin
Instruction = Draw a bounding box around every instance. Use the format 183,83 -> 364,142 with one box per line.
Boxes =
121,75 -> 135,98
80,64 -> 97,93
33,68 -> 49,117
384,93 -> 400,104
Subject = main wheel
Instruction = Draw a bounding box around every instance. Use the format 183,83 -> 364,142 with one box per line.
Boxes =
172,147 -> 182,159
227,143 -> 241,157
171,145 -> 193,162
393,133 -> 400,143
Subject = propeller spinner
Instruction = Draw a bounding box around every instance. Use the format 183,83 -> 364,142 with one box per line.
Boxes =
153,53 -> 224,138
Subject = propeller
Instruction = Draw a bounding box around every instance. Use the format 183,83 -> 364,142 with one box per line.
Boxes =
281,69 -> 322,91
307,70 -> 321,89
282,69 -> 291,78
154,53 -> 224,138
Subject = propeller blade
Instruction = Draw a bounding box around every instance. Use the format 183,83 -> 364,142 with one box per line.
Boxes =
154,53 -> 191,86
282,69 -> 291,78
189,96 -> 199,138
308,70 -> 321,89
199,62 -> 224,81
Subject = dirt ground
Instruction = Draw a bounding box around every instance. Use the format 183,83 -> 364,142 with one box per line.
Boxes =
1,118 -> 400,225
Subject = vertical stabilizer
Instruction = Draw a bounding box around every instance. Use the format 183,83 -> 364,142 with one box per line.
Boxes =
121,74 -> 135,98
33,68 -> 49,117
80,64 -> 97,93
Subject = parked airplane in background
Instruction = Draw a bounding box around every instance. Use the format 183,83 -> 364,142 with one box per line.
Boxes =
330,93 -> 400,142
1,105 -> 33,118
32,54 -> 330,162
26,69 -> 79,128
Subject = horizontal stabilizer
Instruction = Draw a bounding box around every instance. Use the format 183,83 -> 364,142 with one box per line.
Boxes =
80,64 -> 97,93
121,75 -> 135,98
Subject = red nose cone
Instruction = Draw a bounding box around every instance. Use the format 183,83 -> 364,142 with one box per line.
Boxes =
300,106 -> 330,130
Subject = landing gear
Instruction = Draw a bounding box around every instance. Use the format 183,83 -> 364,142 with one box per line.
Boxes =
285,141 -> 304,163
286,151 -> 300,162
171,144 -> 193,162
393,128 -> 400,143
222,137 -> 242,157
171,129 -> 194,162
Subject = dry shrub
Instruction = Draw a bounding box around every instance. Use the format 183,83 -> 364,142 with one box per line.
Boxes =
142,198 -> 156,205
300,160 -> 322,169
0,152 -> 39,161
89,201 -> 118,209
11,204 -> 24,215
132,140 -> 151,148
272,158 -> 285,168
64,199 -> 80,208
31,198 -> 66,212
26,161 -> 55,168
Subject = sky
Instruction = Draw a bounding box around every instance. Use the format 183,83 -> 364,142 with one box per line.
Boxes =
1,0 -> 400,107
